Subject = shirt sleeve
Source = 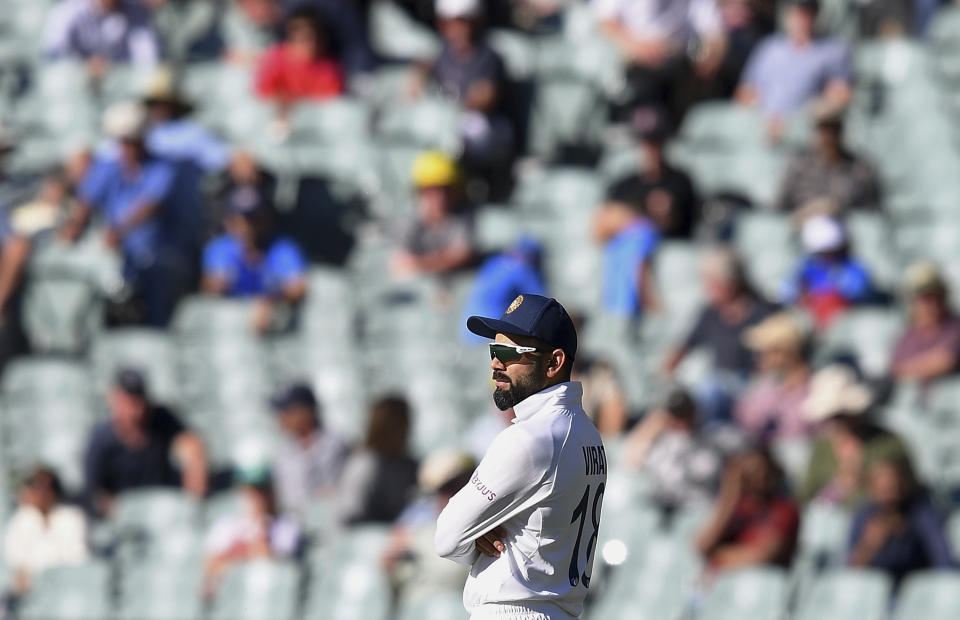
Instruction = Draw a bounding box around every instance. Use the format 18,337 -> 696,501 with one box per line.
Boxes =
269,240 -> 307,287
254,47 -> 284,99
689,0 -> 724,39
128,25 -> 160,66
740,38 -> 773,89
203,237 -> 233,279
835,261 -> 872,302
78,160 -> 111,208
139,164 -> 175,207
435,425 -> 553,565
825,40 -> 853,83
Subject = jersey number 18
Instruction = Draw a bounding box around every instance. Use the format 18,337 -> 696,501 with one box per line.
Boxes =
568,483 -> 604,588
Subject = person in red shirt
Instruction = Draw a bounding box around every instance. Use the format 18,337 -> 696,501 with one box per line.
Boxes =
696,447 -> 799,571
255,7 -> 343,105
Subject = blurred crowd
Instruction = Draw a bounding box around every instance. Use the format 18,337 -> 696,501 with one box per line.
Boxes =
2,0 -> 960,617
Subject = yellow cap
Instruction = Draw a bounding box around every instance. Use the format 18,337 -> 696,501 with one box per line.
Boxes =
412,151 -> 459,188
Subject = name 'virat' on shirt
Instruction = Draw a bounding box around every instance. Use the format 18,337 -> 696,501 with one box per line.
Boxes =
582,445 -> 606,477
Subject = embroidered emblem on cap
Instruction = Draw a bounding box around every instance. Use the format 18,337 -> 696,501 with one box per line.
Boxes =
506,295 -> 523,314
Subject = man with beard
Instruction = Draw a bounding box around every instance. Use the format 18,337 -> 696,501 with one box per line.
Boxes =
436,294 -> 605,620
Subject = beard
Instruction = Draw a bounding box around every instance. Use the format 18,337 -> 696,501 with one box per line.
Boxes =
492,366 -> 545,411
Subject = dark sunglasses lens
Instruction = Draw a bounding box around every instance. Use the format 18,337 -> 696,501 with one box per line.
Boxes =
490,344 -> 521,363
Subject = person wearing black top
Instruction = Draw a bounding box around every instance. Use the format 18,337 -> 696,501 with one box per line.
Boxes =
84,368 -> 208,517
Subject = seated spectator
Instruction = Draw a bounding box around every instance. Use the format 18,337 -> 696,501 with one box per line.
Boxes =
270,383 -> 350,516
44,0 -> 160,73
575,357 -> 629,437
3,468 -> 88,596
202,185 -> 307,333
623,389 -> 737,510
595,107 -> 700,240
696,447 -> 800,571
391,152 -> 475,277
849,459 -> 954,584
410,0 -> 514,186
255,6 -> 344,105
203,464 -> 304,598
891,261 -> 960,384
782,215 -> 876,327
84,368 -> 208,517
775,105 -> 881,216
736,312 -> 814,441
716,0 -> 776,97
63,102 -> 184,327
594,0 -> 726,121
736,0 -> 851,119
339,396 -> 419,525
593,199 -> 660,320
664,247 -> 778,424
382,449 -> 474,608
461,236 -> 545,344
283,0 -> 375,78
800,365 -> 910,506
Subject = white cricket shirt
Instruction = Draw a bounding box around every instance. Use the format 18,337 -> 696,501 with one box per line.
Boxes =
436,382 -> 607,618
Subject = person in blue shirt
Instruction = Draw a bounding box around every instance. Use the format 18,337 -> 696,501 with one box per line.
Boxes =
461,236 -> 546,344
782,215 -> 875,327
849,458 -> 955,586
63,101 -> 185,327
597,214 -> 660,318
202,184 -> 307,333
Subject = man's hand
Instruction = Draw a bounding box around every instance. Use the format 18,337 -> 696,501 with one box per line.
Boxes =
475,525 -> 507,558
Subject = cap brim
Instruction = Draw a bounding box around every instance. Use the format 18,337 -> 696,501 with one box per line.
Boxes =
466,316 -> 534,341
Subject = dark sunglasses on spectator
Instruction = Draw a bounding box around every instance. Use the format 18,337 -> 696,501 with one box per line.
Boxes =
489,342 -> 541,364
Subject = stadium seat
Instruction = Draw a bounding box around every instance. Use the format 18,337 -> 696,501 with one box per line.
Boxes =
19,562 -> 112,620
20,263 -> 105,355
893,571 -> 960,620
117,561 -> 204,620
397,590 -> 469,620
797,502 -> 853,567
113,489 -> 202,538
817,308 -> 903,379
377,97 -> 462,154
305,527 -> 392,620
698,567 -> 789,620
369,0 -> 440,62
91,328 -> 179,405
794,569 -> 892,620
679,102 -> 767,150
210,560 -> 301,620
489,29 -> 538,80
287,98 -> 372,145
527,76 -> 607,160
1,357 -> 92,404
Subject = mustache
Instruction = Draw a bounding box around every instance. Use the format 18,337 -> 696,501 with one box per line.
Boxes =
492,372 -> 511,385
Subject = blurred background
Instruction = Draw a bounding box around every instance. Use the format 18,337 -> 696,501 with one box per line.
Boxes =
2,0 -> 960,618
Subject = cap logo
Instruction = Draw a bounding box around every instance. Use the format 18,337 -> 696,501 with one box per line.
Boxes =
506,295 -> 523,314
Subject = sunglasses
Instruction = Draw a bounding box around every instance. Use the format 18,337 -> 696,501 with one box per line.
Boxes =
489,342 -> 541,364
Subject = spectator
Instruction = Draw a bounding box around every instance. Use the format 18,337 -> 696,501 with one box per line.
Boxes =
623,389 -> 737,510
594,0 -> 726,121
44,0 -> 160,74
202,185 -> 307,333
775,105 -> 882,216
736,0 -> 852,118
891,261 -> 960,384
84,368 -> 208,518
575,357 -> 629,437
461,236 -> 545,344
339,396 -> 419,524
593,191 -> 660,320
716,0 -> 777,97
255,6 -> 345,105
391,151 -> 475,277
382,449 -> 473,608
409,0 -> 514,186
736,312 -> 815,441
270,383 -> 350,516
664,247 -> 778,423
283,0 -> 376,78
800,365 -> 910,505
849,458 -> 954,584
63,102 -> 184,327
141,66 -> 234,254
3,468 -> 89,596
696,447 -> 800,571
203,464 -> 304,598
782,215 -> 876,327
595,107 -> 700,240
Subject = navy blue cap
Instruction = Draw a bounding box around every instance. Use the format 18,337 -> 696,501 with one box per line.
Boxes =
270,383 -> 318,411
114,366 -> 148,398
467,294 -> 577,361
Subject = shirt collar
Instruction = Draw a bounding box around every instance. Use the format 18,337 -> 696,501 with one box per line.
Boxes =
512,382 -> 583,424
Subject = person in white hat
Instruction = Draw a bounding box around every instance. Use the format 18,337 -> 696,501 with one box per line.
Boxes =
782,215 -> 876,327
891,261 -> 960,384
799,365 -> 910,506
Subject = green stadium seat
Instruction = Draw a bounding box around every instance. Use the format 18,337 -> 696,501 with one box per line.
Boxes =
172,296 -> 259,339
91,328 -> 178,406
794,569 -> 892,620
679,102 -> 767,150
698,567 -> 789,620
305,526 -> 392,620
527,77 -> 607,160
817,308 -> 903,378
287,98 -> 372,144
397,590 -> 468,620
151,0 -> 220,63
211,560 -> 301,620
113,489 -> 202,538
19,562 -> 111,620
118,562 -> 204,620
489,29 -> 538,80
369,0 -> 440,62
377,97 -> 462,153
1,357 -> 92,404
798,502 -> 852,566
893,571 -> 960,620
